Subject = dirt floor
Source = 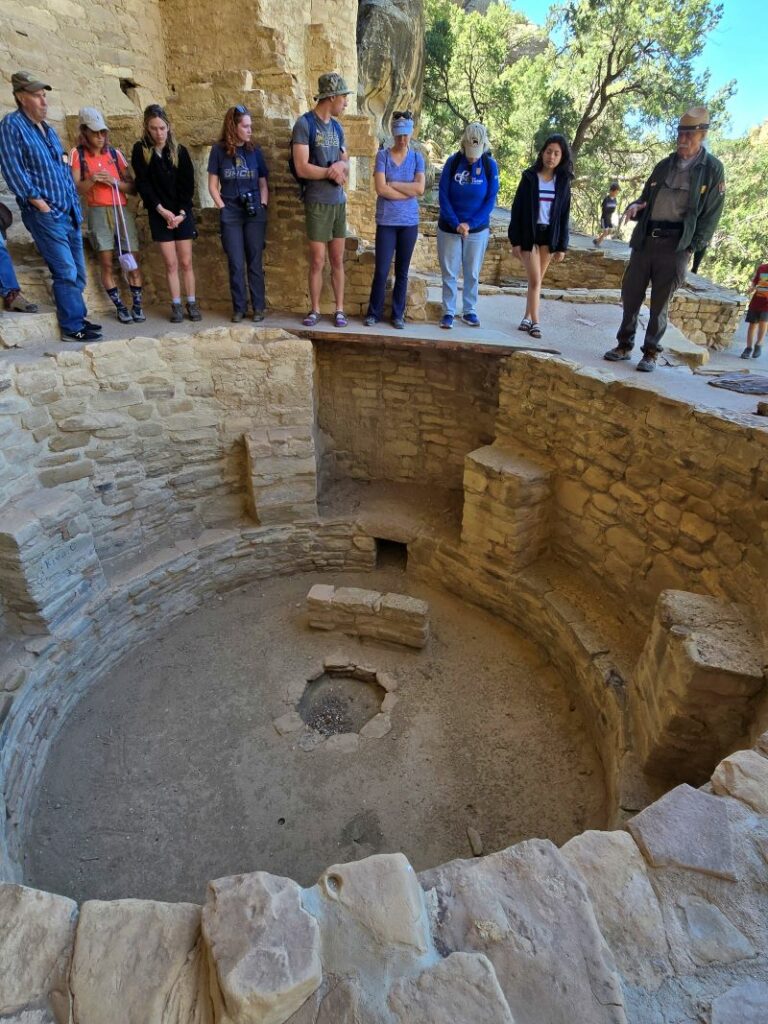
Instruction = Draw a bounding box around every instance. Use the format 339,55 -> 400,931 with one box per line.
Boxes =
25,566 -> 607,904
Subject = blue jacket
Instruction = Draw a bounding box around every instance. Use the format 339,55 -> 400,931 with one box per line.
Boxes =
438,152 -> 499,233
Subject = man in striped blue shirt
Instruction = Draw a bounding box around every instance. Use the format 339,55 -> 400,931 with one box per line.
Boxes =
0,71 -> 101,341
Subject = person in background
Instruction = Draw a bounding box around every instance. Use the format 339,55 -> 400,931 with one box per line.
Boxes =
208,105 -> 269,323
364,111 -> 425,329
741,259 -> 768,359
604,105 -> 725,372
436,122 -> 499,329
593,181 -> 620,246
0,215 -> 38,314
0,71 -> 100,341
508,133 -> 573,339
131,104 -> 201,324
70,107 -> 145,324
291,72 -> 352,328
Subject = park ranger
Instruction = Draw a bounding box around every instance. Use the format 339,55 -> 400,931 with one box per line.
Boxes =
603,106 -> 725,372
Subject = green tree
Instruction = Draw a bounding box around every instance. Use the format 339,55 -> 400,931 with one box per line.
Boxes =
706,124 -> 768,292
548,0 -> 727,161
423,0 -> 548,199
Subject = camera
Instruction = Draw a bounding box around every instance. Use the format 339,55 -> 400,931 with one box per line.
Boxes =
239,190 -> 261,217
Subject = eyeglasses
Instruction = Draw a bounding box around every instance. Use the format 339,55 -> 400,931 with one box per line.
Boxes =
235,104 -> 250,115
392,110 -> 413,120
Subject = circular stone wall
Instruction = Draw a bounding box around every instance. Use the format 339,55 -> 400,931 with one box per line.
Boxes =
24,567 -> 606,903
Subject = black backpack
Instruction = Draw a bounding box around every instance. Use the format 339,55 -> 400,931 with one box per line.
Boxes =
288,112 -> 341,199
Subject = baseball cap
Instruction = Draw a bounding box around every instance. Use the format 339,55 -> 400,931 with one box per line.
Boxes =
11,71 -> 51,94
79,107 -> 109,132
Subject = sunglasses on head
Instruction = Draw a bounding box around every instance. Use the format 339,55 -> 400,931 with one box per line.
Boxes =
392,110 -> 413,121
235,104 -> 250,115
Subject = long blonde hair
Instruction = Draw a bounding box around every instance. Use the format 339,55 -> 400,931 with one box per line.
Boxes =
140,103 -> 178,166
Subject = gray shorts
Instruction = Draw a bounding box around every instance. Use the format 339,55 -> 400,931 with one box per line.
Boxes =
86,205 -> 139,253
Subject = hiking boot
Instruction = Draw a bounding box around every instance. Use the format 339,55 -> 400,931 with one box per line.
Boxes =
636,354 -> 657,372
392,317 -> 405,329
131,305 -> 146,323
170,302 -> 184,324
115,304 -> 133,324
231,311 -> 245,323
364,314 -> 378,327
604,346 -> 632,361
753,344 -> 763,359
252,310 -> 265,322
186,299 -> 202,321
3,289 -> 38,313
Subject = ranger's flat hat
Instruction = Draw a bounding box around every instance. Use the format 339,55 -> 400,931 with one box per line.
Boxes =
678,106 -> 710,131
11,71 -> 51,93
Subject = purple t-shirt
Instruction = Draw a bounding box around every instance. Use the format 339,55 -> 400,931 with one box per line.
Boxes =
375,147 -> 425,227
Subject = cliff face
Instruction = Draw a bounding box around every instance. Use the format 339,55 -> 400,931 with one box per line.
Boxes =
357,0 -> 425,144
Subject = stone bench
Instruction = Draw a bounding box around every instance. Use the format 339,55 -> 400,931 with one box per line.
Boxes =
306,585 -> 429,649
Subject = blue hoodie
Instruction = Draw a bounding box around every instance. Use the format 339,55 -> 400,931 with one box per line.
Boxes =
438,152 -> 499,233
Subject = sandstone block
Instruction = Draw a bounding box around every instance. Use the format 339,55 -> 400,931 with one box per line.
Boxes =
711,981 -> 768,1023
627,784 -> 736,880
0,883 -> 78,1024
561,830 -> 671,991
388,952 -> 515,1023
202,871 -> 321,1024
319,852 -> 429,953
419,839 -> 626,1024
70,898 -> 207,1024
677,894 -> 754,966
710,749 -> 768,813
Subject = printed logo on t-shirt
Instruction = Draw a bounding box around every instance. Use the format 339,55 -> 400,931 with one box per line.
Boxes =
221,157 -> 255,182
454,168 -> 486,186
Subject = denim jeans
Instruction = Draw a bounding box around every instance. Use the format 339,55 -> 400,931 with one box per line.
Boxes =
21,206 -> 87,332
220,202 -> 267,314
367,223 -> 419,321
436,226 -> 490,316
0,232 -> 20,297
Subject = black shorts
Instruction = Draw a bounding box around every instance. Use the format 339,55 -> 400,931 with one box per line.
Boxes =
745,308 -> 768,324
535,223 -> 551,247
147,208 -> 197,243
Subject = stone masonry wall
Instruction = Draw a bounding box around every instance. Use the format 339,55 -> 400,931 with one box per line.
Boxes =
495,353 -> 768,630
314,342 -> 501,487
0,327 -> 316,570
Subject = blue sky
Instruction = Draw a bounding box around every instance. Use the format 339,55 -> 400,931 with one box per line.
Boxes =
511,0 -> 762,137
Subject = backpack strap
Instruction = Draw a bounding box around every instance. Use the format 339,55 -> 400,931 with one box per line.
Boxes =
449,151 -> 463,179
77,144 -> 86,182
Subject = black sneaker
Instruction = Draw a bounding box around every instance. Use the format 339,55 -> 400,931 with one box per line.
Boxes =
186,300 -> 202,321
62,326 -> 102,342
252,310 -> 265,322
170,302 -> 184,324
83,319 -> 102,331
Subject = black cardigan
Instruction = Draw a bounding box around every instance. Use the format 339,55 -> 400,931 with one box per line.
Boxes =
131,141 -> 195,216
508,167 -> 571,252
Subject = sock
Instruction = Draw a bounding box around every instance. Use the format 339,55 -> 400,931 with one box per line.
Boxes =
130,285 -> 143,308
171,297 -> 182,305
186,295 -> 196,304
106,287 -> 122,308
